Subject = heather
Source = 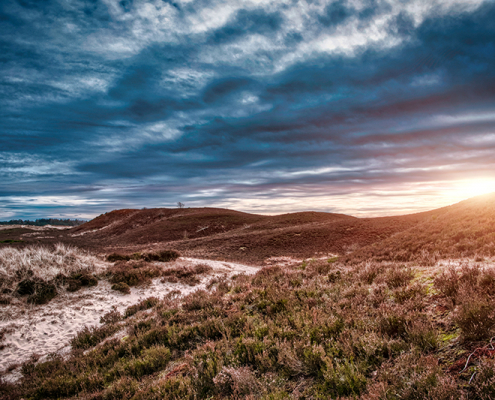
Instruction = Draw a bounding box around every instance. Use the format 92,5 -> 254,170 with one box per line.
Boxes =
347,194 -> 495,265
3,257 -> 495,399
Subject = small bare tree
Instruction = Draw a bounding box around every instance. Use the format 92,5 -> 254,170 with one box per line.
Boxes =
177,202 -> 185,209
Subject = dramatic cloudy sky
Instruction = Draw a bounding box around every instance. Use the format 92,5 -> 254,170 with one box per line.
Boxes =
1,0 -> 495,219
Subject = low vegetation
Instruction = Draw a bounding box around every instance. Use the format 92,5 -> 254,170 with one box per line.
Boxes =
3,257 -> 495,399
347,194 -> 495,265
106,258 -> 212,293
0,244 -> 105,304
107,250 -> 180,263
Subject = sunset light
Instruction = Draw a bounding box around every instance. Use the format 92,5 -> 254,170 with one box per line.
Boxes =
2,1 -> 495,396
456,179 -> 495,198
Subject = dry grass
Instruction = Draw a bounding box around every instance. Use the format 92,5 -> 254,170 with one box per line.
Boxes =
0,243 -> 105,303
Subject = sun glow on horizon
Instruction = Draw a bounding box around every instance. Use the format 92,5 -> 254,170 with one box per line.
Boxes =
451,178 -> 495,200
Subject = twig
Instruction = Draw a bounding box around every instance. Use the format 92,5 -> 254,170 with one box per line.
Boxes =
459,336 -> 495,374
469,371 -> 477,384
460,349 -> 480,373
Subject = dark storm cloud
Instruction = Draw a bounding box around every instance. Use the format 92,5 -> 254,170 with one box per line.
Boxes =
1,0 -> 495,218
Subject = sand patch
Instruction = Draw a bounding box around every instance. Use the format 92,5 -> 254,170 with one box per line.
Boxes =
0,257 -> 259,381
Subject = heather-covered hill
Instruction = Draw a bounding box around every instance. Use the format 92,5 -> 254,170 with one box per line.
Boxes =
71,208 -> 269,244
6,194 -> 495,264
347,193 -> 495,264
71,207 -> 430,263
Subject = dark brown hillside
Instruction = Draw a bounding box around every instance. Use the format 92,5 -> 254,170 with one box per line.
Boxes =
9,195 -> 492,264
72,207 -> 269,243
69,206 -> 431,263
72,207 -> 357,252
165,212 -> 431,263
347,192 -> 495,264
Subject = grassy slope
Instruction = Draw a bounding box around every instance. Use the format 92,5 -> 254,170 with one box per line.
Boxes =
347,193 -> 495,264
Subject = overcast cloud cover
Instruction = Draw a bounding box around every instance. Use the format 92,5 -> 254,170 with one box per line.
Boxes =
1,0 -> 495,219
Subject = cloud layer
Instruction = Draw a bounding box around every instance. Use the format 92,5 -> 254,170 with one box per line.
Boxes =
1,0 -> 495,218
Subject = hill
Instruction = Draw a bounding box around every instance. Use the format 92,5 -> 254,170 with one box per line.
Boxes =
3,194 -> 495,264
347,193 -> 495,264
69,207 -> 429,263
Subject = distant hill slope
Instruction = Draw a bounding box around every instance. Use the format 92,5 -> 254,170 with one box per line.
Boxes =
71,207 -> 430,263
347,193 -> 495,264
72,207 -> 355,245
70,194 -> 495,263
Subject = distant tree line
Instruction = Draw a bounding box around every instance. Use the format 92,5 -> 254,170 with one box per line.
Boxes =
0,218 -> 87,226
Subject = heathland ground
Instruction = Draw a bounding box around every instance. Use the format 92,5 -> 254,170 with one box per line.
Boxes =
1,193 -> 495,399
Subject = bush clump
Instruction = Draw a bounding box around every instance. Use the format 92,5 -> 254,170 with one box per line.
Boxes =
71,324 -> 120,350
16,278 -> 58,304
125,297 -> 159,318
111,282 -> 131,294
63,273 -> 98,292
108,261 -> 162,287
161,264 -> 212,286
107,250 -> 180,263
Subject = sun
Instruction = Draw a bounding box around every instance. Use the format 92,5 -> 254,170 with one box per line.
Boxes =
455,179 -> 495,198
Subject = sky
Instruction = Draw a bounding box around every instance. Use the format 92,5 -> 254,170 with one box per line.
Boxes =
1,0 -> 495,220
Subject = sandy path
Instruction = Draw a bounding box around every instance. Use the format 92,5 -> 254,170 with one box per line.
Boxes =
0,257 -> 260,381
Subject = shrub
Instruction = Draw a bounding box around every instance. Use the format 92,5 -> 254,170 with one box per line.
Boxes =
107,253 -> 142,262
100,309 -> 122,324
102,377 -> 139,400
77,273 -> 98,286
66,279 -> 82,292
64,273 -> 98,292
384,265 -> 414,288
454,293 -> 495,341
142,250 -> 181,262
17,278 -> 39,295
359,261 -> 383,284
28,282 -> 57,304
71,324 -> 120,350
114,346 -> 171,379
379,313 -> 409,338
111,282 -> 131,294
17,278 -> 58,304
6,259 -> 489,399
370,354 -> 463,400
108,250 -> 181,263
213,366 -> 260,397
434,267 -> 460,302
161,264 -> 211,286
471,358 -> 495,400
193,263 -> 213,274
125,297 -> 159,318
108,262 -> 161,287
321,359 -> 367,397
406,319 -> 438,352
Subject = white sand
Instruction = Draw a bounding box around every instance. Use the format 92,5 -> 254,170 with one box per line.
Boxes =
0,257 -> 260,381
